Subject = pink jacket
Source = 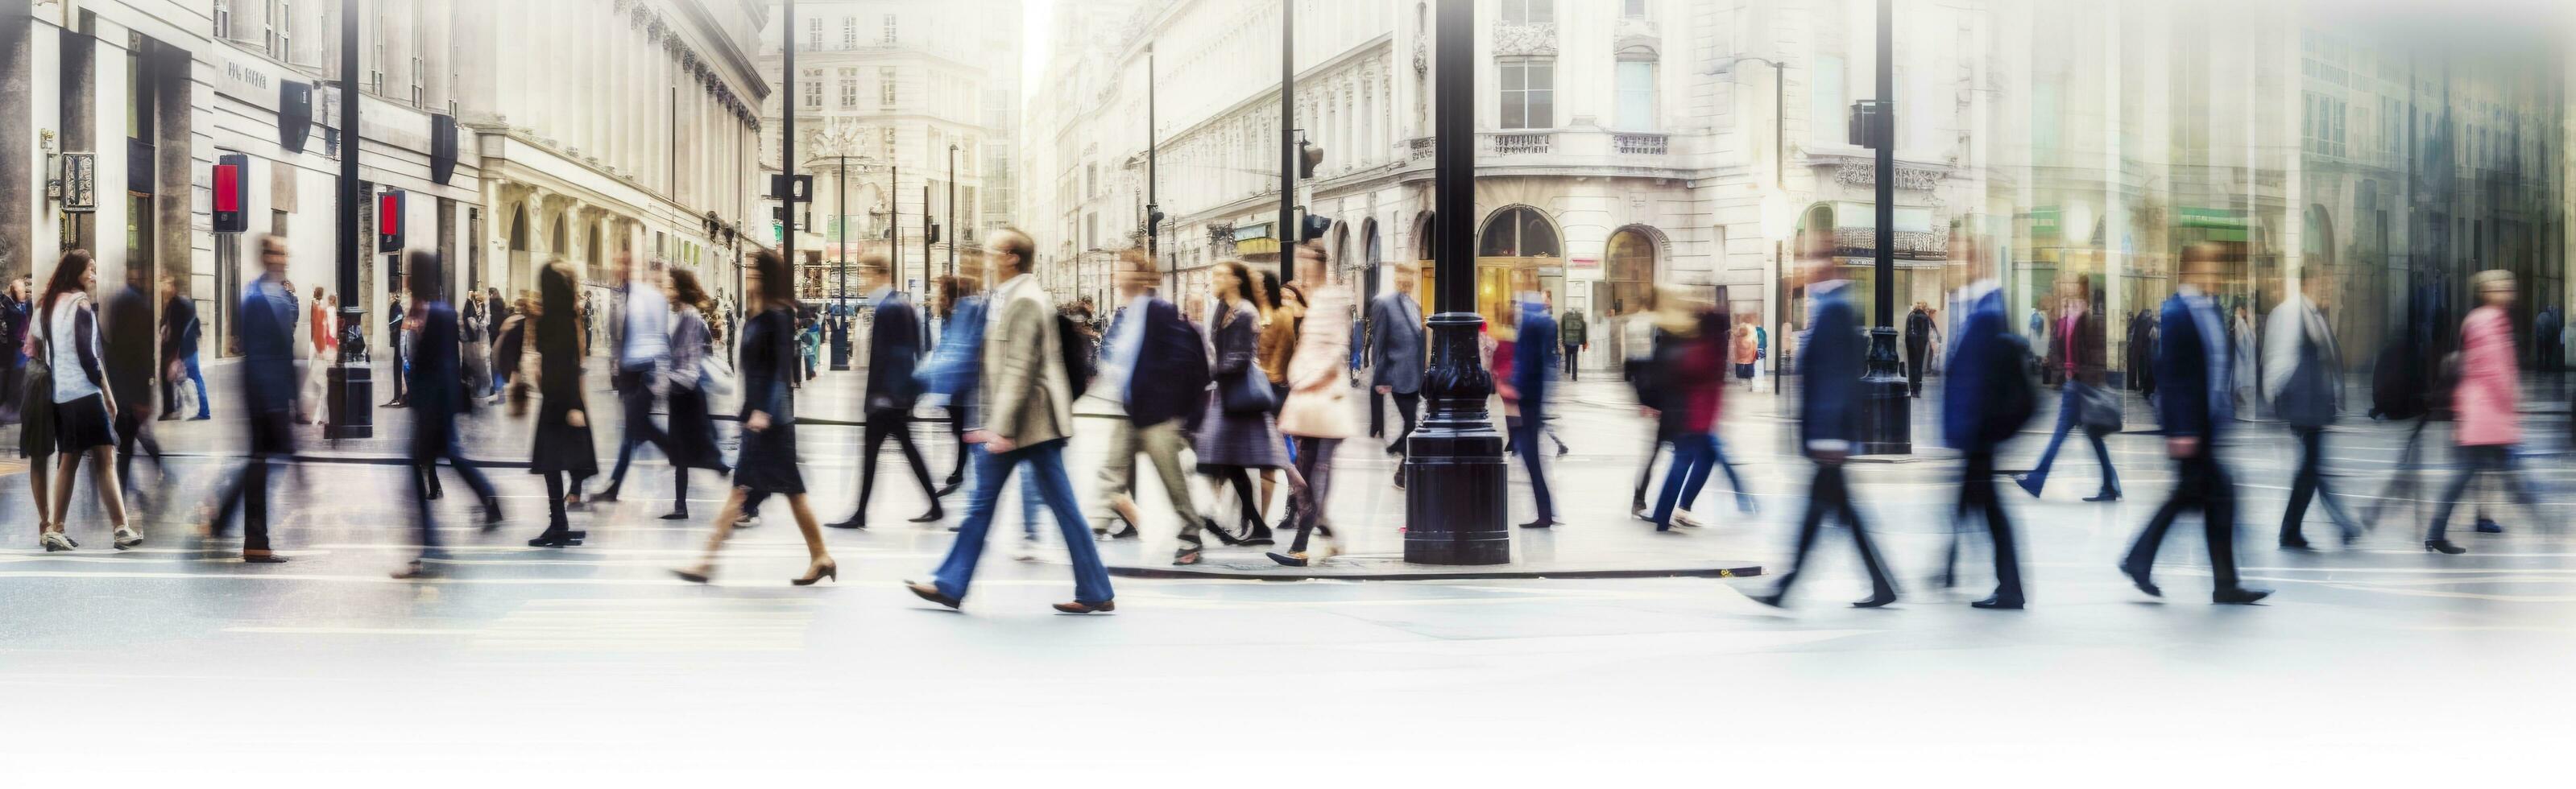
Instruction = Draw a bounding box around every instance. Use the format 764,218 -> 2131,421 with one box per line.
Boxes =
2453,305 -> 2520,446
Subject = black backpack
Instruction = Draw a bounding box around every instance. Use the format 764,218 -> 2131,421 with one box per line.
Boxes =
1987,333 -> 2041,444
1055,312 -> 1096,393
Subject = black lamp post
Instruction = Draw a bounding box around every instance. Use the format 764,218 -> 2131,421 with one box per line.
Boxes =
326,0 -> 371,439
1857,0 -> 1911,454
1403,0 -> 1510,565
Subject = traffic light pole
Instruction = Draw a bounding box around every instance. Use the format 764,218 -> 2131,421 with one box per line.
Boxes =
830,154 -> 851,371
326,0 -> 371,440
1405,0 -> 1508,565
1148,43 -> 1166,294
780,1 -> 796,283
1277,0 -> 1294,283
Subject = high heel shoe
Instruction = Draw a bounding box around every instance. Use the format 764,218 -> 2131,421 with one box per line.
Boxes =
790,559 -> 839,586
1199,517 -> 1245,546
673,565 -> 713,584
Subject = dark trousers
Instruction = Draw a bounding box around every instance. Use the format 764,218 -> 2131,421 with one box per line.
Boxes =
1286,437 -> 1340,551
1387,391 -> 1420,455
412,436 -> 498,555
604,372 -> 673,492
2427,444 -> 2535,540
1561,344 -> 1580,381
208,456 -> 275,554
1510,418 -> 1555,522
2281,426 -> 2359,542
1369,390 -> 1385,438
2125,452 -> 2243,591
849,412 -> 939,523
943,403 -> 970,485
1647,432 -> 1750,527
1948,451 -> 2023,601
1904,341 -> 1929,396
1769,462 -> 1895,602
1211,465 -> 1266,528
542,471 -> 591,531
1631,436 -> 1667,508
114,406 -> 164,504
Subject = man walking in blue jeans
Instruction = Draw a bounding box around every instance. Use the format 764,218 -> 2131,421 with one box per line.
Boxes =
2015,274 -> 2121,502
907,229 -> 1115,614
158,276 -> 209,420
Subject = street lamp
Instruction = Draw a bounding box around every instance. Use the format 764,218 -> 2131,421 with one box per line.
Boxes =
810,119 -> 870,370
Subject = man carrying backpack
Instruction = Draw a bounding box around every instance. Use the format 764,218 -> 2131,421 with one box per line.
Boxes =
1940,233 -> 2032,609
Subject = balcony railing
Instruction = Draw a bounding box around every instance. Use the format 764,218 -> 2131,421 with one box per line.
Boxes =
1489,133 -> 1552,155
1613,133 -> 1668,155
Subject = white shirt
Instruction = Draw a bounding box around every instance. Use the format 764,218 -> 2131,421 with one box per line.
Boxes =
620,282 -> 670,370
1092,293 -> 1153,406
42,292 -> 103,403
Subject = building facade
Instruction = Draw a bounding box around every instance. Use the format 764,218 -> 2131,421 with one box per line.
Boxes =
0,0 -> 769,361
754,0 -> 1020,307
1021,0 -> 2576,378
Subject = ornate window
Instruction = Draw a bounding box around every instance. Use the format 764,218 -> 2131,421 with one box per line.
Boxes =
1498,58 -> 1554,130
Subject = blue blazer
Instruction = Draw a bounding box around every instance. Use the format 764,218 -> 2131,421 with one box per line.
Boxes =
1118,296 -> 1207,428
236,275 -> 298,419
1941,287 -> 2013,452
1799,285 -> 1867,448
1513,304 -> 1556,418
2155,293 -> 2227,441
918,295 -> 988,419
864,291 -> 924,415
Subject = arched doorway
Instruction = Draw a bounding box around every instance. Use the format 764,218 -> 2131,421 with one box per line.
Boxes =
1412,210 -> 1439,311
507,204 -> 532,294
1601,225 -> 1660,317
1360,217 -> 1383,305
1476,204 -> 1559,325
587,224 -> 605,280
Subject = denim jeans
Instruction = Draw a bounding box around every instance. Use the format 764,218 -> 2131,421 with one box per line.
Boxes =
930,439 -> 1113,604
1510,418 -> 1555,522
1650,432 -> 1748,528
2025,384 -> 2119,494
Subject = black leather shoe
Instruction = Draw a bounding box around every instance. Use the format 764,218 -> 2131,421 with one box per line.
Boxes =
2474,518 -> 2504,534
908,507 -> 945,523
2084,490 -> 2123,502
1265,551 -> 1309,568
1851,591 -> 1898,609
2212,587 -> 2273,605
825,516 -> 867,530
659,510 -> 690,521
1971,595 -> 2025,609
905,580 -> 962,609
2119,563 -> 2162,597
2279,536 -> 2313,551
1199,518 -> 1245,546
935,481 -> 962,498
1518,519 -> 1559,529
1747,592 -> 1787,609
2425,539 -> 2466,555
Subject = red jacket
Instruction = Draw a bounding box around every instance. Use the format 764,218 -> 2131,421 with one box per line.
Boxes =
1670,316 -> 1728,432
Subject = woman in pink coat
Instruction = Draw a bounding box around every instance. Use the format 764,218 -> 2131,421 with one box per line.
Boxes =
1269,244 -> 1355,567
2426,269 -> 2537,555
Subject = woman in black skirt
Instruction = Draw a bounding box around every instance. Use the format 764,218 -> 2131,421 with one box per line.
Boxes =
674,250 -> 836,585
525,261 -> 598,547
659,266 -> 731,521
33,250 -> 139,551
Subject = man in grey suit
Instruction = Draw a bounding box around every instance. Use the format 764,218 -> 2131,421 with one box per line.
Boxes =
1369,262 -> 1426,487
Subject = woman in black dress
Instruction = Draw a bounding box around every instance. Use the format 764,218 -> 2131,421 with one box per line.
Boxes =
659,267 -> 731,521
526,261 -> 598,547
673,250 -> 837,585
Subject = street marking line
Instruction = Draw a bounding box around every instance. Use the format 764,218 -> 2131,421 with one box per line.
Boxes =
222,626 -> 479,636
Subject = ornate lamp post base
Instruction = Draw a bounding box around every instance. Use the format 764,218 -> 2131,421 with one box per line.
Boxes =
326,363 -> 373,440
1402,312 -> 1510,565
1858,326 -> 1910,455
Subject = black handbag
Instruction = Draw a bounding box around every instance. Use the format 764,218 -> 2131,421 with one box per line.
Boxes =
1219,369 -> 1275,415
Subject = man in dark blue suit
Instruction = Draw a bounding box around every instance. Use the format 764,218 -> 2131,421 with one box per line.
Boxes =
830,254 -> 942,529
394,251 -> 500,579
1754,238 -> 1896,609
1510,294 -> 1560,529
2123,243 -> 2270,605
1086,250 -> 1214,562
1940,233 -> 2031,609
202,235 -> 301,564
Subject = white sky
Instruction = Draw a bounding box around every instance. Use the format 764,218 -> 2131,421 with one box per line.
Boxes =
1022,0 -> 1054,89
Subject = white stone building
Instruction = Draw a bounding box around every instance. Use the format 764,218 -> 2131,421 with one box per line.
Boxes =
0,0 -> 770,361
754,0 -> 1020,305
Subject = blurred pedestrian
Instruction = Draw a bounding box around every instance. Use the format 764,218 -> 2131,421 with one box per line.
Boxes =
1508,293 -> 1560,529
0,278 -> 27,423
30,251 -> 139,552
1940,235 -> 2036,609
1271,243 -> 1354,567
2265,270 -> 2360,549
2122,244 -> 2270,604
1369,262 -> 1425,485
596,254 -> 677,504
1195,260 -> 1294,546
461,287 -> 491,399
2424,270 -> 2537,555
382,290 -> 408,407
299,288 -> 335,425
1083,250 -> 1213,564
1904,300 -> 1938,397
1559,302 -> 1587,382
19,275 -> 58,549
659,267 -> 730,522
1254,270 -> 1300,529
2534,304 -> 2562,373
1644,291 -> 1751,531
392,252 -> 501,579
916,273 -> 1044,549
485,287 -> 509,396
1733,321 -> 1759,391
106,267 -> 164,512
495,291 -> 530,404
525,261 -> 599,547
672,250 -> 838,585
2015,275 -> 2122,502
201,238 -> 301,562
155,276 -> 208,421
906,229 -> 1116,613
827,254 -> 942,530
1753,236 -> 1896,609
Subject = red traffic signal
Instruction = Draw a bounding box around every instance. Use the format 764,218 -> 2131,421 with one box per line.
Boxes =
212,154 -> 249,234
377,189 -> 406,253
